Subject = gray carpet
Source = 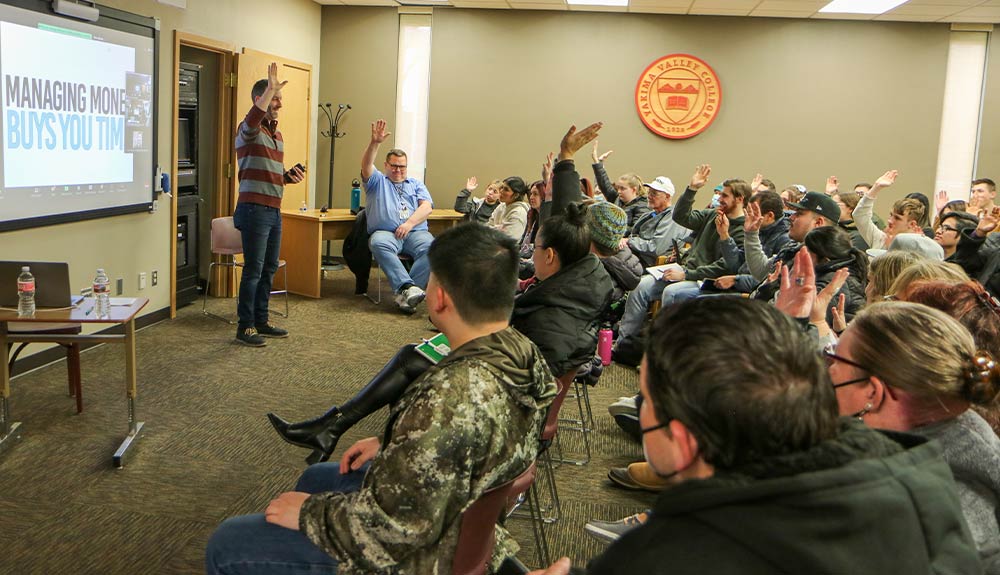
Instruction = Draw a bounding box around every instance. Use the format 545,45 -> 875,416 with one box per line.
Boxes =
0,268 -> 655,573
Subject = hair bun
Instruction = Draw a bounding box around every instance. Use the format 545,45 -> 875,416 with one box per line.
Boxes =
564,202 -> 589,226
963,350 -> 1000,405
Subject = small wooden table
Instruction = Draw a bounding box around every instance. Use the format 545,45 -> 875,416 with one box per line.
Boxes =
280,208 -> 464,298
0,297 -> 149,467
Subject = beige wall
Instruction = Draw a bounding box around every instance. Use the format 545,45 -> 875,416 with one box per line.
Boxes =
976,30 -> 1000,184
317,7 -> 399,209
425,9 -> 949,207
0,0 -> 321,357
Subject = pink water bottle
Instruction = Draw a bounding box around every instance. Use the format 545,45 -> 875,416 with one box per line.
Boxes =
598,327 -> 613,366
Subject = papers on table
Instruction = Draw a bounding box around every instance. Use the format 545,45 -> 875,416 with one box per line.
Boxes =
645,263 -> 683,281
110,298 -> 137,306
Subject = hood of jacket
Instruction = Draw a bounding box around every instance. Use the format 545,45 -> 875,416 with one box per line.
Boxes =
438,326 -> 557,411
601,247 -> 644,293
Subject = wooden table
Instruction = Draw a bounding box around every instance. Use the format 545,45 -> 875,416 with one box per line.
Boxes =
0,297 -> 149,467
280,208 -> 464,298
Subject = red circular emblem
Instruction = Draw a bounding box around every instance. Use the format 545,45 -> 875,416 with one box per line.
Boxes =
635,54 -> 722,139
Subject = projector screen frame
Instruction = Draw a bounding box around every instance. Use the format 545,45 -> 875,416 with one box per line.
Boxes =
0,0 -> 159,233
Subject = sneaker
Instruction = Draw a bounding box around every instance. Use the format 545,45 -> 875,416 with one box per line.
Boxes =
404,285 -> 426,308
235,327 -> 266,347
608,462 -> 675,492
608,396 -> 637,417
255,323 -> 289,338
584,512 -> 647,544
394,290 -> 416,314
609,397 -> 640,442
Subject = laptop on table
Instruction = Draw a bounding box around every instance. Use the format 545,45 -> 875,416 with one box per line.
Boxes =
0,261 -> 72,309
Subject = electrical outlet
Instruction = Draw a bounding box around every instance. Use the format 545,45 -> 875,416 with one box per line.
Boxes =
116,278 -> 124,295
139,272 -> 146,290
151,270 -> 158,287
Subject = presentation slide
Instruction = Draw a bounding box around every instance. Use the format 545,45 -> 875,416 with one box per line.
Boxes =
0,1 -> 155,231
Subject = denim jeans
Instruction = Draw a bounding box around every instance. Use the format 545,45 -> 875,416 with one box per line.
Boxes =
618,277 -> 703,342
233,202 -> 282,329
368,230 -> 433,293
205,462 -> 370,575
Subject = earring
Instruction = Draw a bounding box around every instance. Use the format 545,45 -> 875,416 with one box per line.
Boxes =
854,402 -> 873,421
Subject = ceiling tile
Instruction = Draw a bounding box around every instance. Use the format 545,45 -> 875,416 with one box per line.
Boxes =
691,0 -> 758,8
812,11 -> 876,19
874,12 -> 947,19
885,3 -> 968,15
628,4 -> 691,13
340,0 -> 399,5
751,9 -> 819,16
755,0 -> 828,9
953,5 -> 1000,14
449,0 -> 510,7
507,2 -> 568,8
906,0 -> 984,5
628,0 -> 692,7
568,4 -> 630,10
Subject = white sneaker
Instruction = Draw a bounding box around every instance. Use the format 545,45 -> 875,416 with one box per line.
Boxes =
394,290 -> 416,314
404,285 -> 426,308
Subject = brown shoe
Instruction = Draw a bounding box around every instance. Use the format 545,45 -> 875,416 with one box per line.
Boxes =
608,462 -> 675,492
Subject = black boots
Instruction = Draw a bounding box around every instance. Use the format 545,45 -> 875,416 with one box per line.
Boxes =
267,343 -> 434,464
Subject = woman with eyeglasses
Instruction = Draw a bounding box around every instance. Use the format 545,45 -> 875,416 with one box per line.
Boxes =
827,301 -> 1000,570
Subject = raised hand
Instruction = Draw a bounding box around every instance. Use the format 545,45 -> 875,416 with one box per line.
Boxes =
767,260 -> 783,284
936,190 -> 950,212
690,164 -> 711,190
371,119 -> 391,144
866,169 -> 898,199
542,152 -> 554,185
466,176 -> 478,192
832,292 -> 848,334
267,62 -> 287,93
743,200 -> 763,232
810,267 -> 850,325
751,173 -> 764,192
559,122 -> 603,161
715,210 -> 730,240
592,141 -> 613,164
825,176 -> 839,196
774,247 -> 817,319
976,206 -> 1000,237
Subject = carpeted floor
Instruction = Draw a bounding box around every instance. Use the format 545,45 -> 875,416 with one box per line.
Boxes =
0,267 -> 655,574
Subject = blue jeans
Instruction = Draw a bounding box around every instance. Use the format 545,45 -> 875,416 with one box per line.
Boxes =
205,462 -> 370,575
233,202 -> 282,329
618,277 -> 704,342
369,230 -> 433,292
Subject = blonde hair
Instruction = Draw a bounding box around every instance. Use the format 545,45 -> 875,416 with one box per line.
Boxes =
849,302 -> 1000,406
618,173 -> 645,198
869,251 -> 924,300
889,260 -> 969,300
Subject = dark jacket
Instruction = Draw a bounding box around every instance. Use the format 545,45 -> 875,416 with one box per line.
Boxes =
601,247 -> 643,301
583,421 -> 982,575
672,187 -> 746,280
839,220 -> 871,251
453,188 -> 499,224
815,257 -> 867,324
342,208 -> 371,294
512,254 -> 613,376
952,229 -> 1000,298
592,162 -> 651,228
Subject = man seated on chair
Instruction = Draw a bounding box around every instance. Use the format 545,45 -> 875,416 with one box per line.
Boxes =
206,223 -> 557,575
530,297 -> 981,575
361,118 -> 435,314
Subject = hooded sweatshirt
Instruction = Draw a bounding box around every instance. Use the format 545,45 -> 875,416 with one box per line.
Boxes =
299,327 -> 557,575
584,420 -> 982,575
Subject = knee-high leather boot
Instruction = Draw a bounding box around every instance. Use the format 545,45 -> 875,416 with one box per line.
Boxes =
267,343 -> 433,464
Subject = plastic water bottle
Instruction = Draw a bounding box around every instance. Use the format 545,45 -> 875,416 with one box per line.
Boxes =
350,179 -> 361,214
299,200 -> 308,212
16,266 -> 35,318
93,268 -> 110,318
598,325 -> 613,366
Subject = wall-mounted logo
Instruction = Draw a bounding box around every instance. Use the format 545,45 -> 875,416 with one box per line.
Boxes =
635,54 -> 721,140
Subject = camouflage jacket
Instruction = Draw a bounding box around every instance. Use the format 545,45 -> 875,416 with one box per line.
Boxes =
299,326 -> 557,574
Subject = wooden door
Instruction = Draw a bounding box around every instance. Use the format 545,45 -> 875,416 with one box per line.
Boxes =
233,48 -> 312,212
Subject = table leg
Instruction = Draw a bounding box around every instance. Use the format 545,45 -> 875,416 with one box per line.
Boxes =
0,322 -> 22,454
113,318 -> 143,468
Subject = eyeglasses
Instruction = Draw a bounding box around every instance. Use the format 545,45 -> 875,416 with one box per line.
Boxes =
640,421 -> 668,434
823,347 -> 897,399
939,225 -> 959,233
388,163 -> 407,170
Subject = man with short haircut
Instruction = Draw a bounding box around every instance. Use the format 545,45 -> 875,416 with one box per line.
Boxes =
935,211 -> 979,261
743,190 -> 840,283
614,165 -> 747,364
361,119 -> 435,314
971,178 -> 997,213
711,190 -> 790,293
534,298 -> 981,575
233,63 -> 304,347
620,176 -> 691,268
852,170 -> 925,249
207,224 -> 557,574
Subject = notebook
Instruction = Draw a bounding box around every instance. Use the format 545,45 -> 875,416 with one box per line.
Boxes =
0,261 -> 72,308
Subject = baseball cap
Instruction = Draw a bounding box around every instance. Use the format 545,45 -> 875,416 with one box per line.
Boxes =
644,176 -> 675,196
788,191 -> 842,222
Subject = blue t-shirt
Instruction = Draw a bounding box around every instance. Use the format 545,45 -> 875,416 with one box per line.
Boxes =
364,168 -> 434,234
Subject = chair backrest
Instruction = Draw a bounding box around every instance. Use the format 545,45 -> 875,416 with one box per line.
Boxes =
211,217 -> 243,255
541,371 -> 577,442
452,462 -> 537,575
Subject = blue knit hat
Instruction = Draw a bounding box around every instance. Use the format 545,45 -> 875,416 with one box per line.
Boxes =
587,201 -> 628,251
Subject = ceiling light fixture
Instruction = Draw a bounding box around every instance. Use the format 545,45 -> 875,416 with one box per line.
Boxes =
819,0 -> 909,15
